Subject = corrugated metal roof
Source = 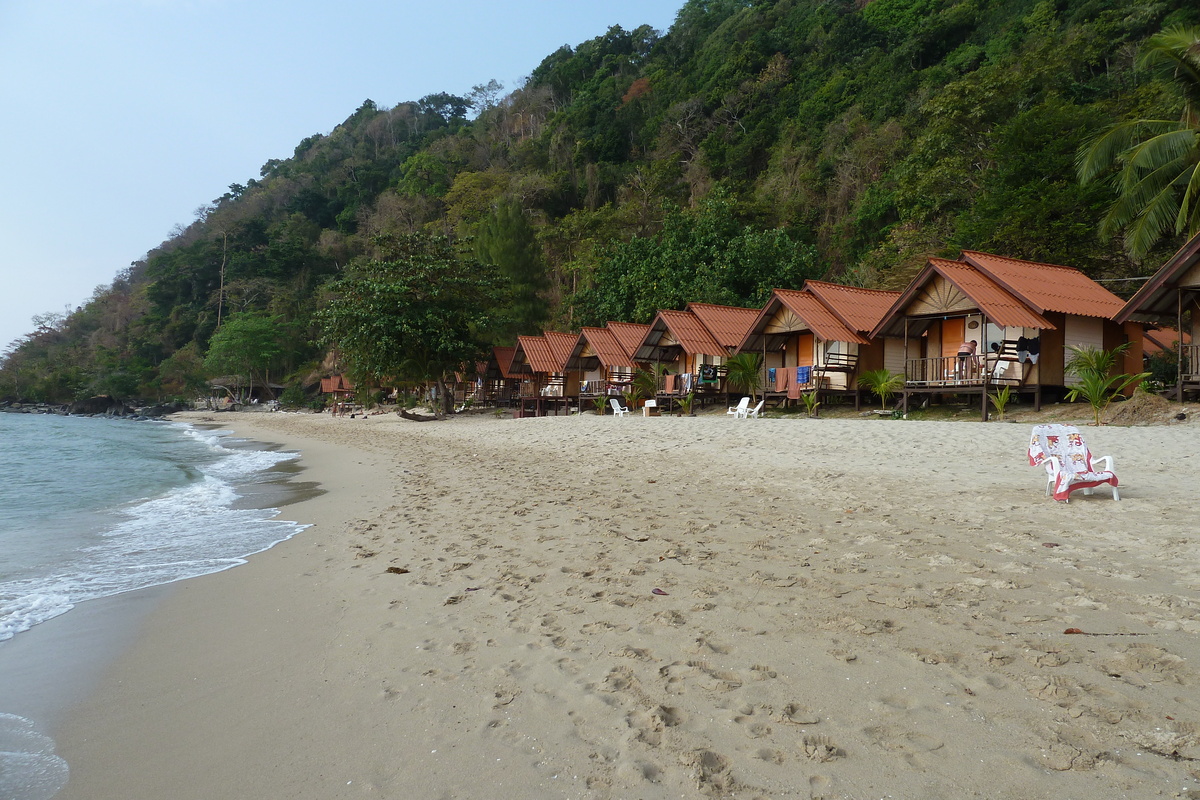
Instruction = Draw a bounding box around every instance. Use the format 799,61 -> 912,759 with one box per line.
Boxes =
1114,234 -> 1200,323
606,322 -> 652,362
1143,326 -> 1191,354
687,302 -> 760,350
870,259 -> 1052,338
514,335 -> 560,375
544,331 -> 580,371
933,259 -> 1054,329
645,309 -> 726,358
962,251 -> 1125,320
773,289 -> 866,345
492,346 -> 519,380
578,327 -> 635,369
320,375 -> 354,393
805,281 -> 901,335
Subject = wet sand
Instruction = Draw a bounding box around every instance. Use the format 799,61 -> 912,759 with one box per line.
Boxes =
52,410 -> 1200,799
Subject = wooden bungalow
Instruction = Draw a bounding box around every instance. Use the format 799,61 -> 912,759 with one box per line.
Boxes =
1113,234 -> 1200,399
632,309 -> 730,402
479,346 -> 521,406
508,333 -> 577,417
737,282 -> 902,409
870,251 -> 1137,419
568,326 -> 640,401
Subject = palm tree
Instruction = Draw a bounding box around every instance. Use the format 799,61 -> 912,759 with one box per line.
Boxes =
857,368 -> 904,411
724,353 -> 763,402
1077,26 -> 1200,259
1064,344 -> 1151,426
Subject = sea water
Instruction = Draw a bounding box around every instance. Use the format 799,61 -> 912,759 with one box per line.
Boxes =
0,413 -> 309,799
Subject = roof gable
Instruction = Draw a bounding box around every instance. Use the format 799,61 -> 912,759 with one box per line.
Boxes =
577,327 -> 633,369
1114,234 -> 1200,323
513,335 -> 560,375
871,259 -> 1053,338
772,289 -> 864,344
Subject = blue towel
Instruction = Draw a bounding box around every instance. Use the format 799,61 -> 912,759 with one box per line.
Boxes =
797,366 -> 811,384
768,368 -> 776,383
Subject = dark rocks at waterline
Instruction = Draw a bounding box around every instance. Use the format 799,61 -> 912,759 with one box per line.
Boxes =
68,395 -> 128,416
0,402 -> 68,415
0,399 -> 186,420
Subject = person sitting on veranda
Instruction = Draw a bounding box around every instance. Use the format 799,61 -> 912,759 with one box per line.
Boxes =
957,339 -> 978,378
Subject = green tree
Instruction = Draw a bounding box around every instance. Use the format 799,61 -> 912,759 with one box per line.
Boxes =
474,201 -> 549,342
1077,26 -> 1200,259
316,234 -> 500,414
203,312 -> 285,401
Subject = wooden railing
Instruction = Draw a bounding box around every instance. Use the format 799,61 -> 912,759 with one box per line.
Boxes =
906,356 -> 985,386
1184,344 -> 1200,381
906,355 -> 1025,387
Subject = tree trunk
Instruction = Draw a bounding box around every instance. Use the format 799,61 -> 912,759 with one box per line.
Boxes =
437,376 -> 453,415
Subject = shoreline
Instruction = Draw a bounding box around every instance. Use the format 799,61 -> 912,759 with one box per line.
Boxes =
50,411 -> 1200,799
0,414 -> 323,800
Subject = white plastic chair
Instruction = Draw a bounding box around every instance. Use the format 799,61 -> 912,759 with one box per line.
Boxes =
609,398 -> 630,417
744,398 -> 765,419
1027,424 -> 1119,502
726,397 -> 750,417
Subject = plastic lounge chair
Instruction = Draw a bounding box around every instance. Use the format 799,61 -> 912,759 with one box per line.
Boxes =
726,397 -> 750,417
1027,424 -> 1119,502
744,399 -> 765,419
609,398 -> 630,417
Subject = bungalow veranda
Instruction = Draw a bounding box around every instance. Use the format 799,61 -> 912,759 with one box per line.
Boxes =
870,251 -> 1139,420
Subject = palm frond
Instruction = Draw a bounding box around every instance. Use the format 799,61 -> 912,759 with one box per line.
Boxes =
1123,174 -> 1191,258
1100,159 -> 1188,237
1077,120 -> 1151,183
1177,157 -> 1200,235
1125,127 -> 1197,172
1138,27 -> 1200,108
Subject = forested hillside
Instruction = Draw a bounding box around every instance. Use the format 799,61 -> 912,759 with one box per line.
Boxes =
4,0 -> 1198,403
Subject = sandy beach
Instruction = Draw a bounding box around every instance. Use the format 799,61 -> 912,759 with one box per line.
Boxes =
51,408 -> 1200,799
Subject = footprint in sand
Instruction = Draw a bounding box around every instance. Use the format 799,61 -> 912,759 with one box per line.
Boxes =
801,734 -> 843,762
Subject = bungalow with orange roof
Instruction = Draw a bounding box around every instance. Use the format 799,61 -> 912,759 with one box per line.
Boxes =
1113,234 -> 1200,399
738,282 -> 901,409
632,306 -> 745,402
568,326 -> 640,401
870,251 -> 1137,419
480,346 -> 521,406
507,332 -> 578,417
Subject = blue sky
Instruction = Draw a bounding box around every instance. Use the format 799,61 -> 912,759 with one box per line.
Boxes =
0,0 -> 684,354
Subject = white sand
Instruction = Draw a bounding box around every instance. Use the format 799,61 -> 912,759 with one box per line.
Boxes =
54,410 -> 1200,799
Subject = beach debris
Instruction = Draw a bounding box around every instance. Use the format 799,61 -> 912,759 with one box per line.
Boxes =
385,566 -> 410,574
1042,542 -> 1061,548
625,535 -> 649,542
1064,628 -> 1085,634
652,588 -> 669,596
